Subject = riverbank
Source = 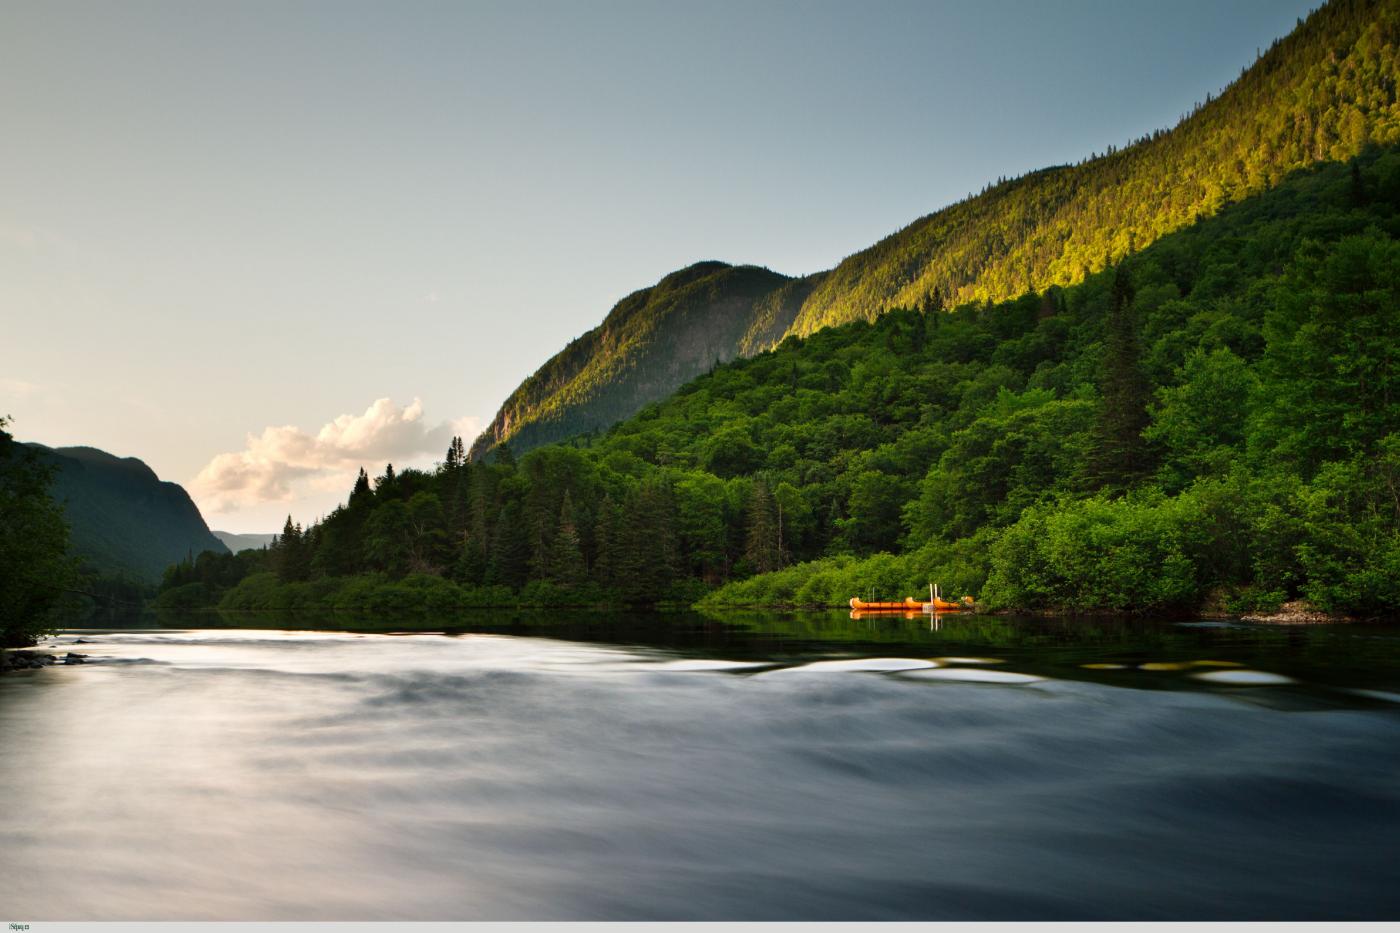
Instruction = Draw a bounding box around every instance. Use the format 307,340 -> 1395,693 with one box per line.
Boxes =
1237,600 -> 1363,625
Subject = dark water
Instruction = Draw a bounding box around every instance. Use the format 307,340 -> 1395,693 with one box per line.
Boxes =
3,610 -> 1400,920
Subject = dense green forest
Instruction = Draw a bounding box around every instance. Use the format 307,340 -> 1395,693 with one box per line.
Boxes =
0,418 -> 78,646
160,148 -> 1400,617
474,0 -> 1399,462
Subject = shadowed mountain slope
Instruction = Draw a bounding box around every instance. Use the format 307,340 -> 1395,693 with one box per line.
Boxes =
26,444 -> 228,583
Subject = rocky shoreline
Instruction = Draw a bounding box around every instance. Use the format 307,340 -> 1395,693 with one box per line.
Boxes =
1239,600 -> 1357,625
1,649 -> 89,672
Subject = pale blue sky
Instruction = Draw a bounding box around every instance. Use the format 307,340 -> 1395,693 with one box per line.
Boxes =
2,0 -> 1319,531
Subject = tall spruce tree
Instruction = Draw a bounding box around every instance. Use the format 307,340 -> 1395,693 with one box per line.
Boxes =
614,480 -> 677,603
450,436 -> 467,469
546,492 -> 586,587
592,494 -> 621,589
349,467 -> 372,505
744,478 -> 782,574
455,464 -> 493,584
485,501 -> 530,589
376,463 -> 397,494
1090,266 -> 1152,491
273,515 -> 311,582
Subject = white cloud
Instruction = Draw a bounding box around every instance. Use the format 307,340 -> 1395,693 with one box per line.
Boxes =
192,398 -> 481,514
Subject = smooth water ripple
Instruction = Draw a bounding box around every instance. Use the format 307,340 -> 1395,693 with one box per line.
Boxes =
2,617 -> 1400,920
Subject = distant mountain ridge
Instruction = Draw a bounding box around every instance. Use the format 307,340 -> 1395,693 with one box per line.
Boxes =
213,531 -> 277,553
25,443 -> 228,583
473,0 -> 1400,459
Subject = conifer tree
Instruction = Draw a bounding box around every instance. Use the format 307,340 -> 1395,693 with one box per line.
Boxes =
592,494 -> 621,589
349,467 -> 372,505
546,492 -> 586,587
444,437 -> 461,470
273,515 -> 311,582
376,463 -> 396,493
486,501 -> 530,589
744,479 -> 782,574
454,464 -> 493,585
614,480 -> 677,603
1090,266 -> 1152,491
445,461 -> 471,546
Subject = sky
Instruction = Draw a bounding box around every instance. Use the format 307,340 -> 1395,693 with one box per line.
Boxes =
2,0 -> 1320,533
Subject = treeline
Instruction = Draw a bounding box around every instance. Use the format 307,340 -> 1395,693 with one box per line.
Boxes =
161,148 -> 1400,616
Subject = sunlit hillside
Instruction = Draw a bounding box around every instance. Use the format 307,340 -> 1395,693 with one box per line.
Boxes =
475,0 -> 1400,459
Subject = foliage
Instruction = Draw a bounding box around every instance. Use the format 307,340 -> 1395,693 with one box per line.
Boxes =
0,418 -> 79,645
476,0 -> 1400,462
794,0 -> 1400,332
160,147 -> 1400,617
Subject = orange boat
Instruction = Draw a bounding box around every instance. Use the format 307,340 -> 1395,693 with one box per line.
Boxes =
850,609 -> 922,620
848,597 -> 919,611
849,595 -> 973,612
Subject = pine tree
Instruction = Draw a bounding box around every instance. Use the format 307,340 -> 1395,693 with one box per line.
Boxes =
546,492 -> 586,587
592,494 -> 621,589
1090,266 -> 1152,490
614,480 -> 677,603
273,515 -> 311,583
455,464 -> 493,585
349,467 -> 372,505
445,459 -> 472,546
376,463 -> 396,493
744,479 -> 782,574
486,501 -> 530,590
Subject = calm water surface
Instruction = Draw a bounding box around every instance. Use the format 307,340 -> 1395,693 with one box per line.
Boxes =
3,610 -> 1400,920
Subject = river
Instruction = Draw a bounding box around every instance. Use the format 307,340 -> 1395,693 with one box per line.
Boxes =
2,611 -> 1399,920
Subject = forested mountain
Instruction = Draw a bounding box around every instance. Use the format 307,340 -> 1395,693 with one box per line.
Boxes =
468,262 -> 818,459
475,0 -> 1400,459
160,146 -> 1400,616
26,444 -> 227,583
793,0 -> 1399,333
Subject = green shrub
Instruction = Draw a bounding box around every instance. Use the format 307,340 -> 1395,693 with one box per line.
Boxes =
983,491 -> 1214,612
153,581 -> 212,610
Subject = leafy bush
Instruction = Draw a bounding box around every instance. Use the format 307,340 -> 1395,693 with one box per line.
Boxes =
983,492 -> 1213,612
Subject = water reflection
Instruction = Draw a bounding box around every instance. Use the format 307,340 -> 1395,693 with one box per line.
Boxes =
3,612 -> 1400,920
64,606 -> 1400,701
